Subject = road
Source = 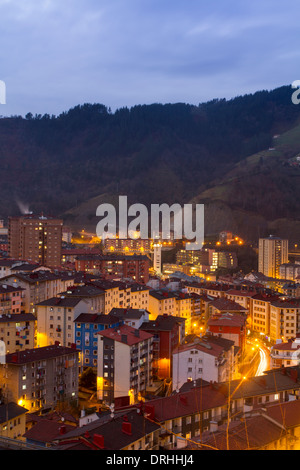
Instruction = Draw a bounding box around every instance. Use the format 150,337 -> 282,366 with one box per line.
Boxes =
255,345 -> 270,376
244,339 -> 270,378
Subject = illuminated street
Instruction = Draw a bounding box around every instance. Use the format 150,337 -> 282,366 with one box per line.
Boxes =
255,345 -> 270,376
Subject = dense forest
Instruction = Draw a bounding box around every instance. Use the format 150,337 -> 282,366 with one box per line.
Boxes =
0,84 -> 299,240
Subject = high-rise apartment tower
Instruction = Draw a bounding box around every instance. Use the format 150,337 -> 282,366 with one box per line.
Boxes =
8,214 -> 63,267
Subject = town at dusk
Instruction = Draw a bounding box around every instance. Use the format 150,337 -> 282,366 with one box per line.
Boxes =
0,0 -> 300,456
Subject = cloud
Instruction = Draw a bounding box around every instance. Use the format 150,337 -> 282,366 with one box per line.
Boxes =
0,0 -> 300,116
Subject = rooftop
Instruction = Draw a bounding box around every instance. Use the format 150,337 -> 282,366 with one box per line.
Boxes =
54,409 -> 160,450
109,307 -> 150,320
5,344 -> 78,364
0,402 -> 28,424
36,296 -> 85,308
140,314 -> 185,332
209,297 -> 248,312
98,324 -> 153,346
207,312 -> 247,327
0,312 -> 36,323
75,313 -> 120,325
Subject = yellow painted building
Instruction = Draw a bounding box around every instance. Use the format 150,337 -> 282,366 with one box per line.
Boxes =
0,402 -> 28,440
149,290 -> 193,333
0,313 -> 35,354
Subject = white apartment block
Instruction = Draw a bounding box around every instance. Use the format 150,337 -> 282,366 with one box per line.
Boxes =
97,324 -> 153,405
270,337 -> 300,369
172,337 -> 235,392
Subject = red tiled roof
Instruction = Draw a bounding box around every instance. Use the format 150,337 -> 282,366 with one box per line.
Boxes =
98,324 -> 153,345
173,341 -> 224,358
226,289 -> 256,297
6,345 -> 78,364
264,399 -> 300,428
147,386 -> 227,422
210,297 -> 247,311
271,339 -> 300,351
24,419 -> 75,443
207,313 -> 247,327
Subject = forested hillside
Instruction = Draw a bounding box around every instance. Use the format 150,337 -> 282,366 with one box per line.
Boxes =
0,84 -> 299,241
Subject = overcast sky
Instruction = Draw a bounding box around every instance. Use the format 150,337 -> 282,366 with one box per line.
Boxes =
1,0 -> 300,117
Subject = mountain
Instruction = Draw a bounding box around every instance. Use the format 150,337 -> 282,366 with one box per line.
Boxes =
190,121 -> 300,244
0,84 -> 299,242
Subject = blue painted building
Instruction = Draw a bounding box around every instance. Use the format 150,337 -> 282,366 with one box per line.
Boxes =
74,313 -> 122,371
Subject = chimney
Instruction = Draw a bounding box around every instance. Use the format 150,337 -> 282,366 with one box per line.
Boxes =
121,334 -> 127,344
93,434 -> 105,449
209,421 -> 218,433
144,405 -> 155,421
59,425 -> 66,435
11,353 -> 18,363
122,416 -> 132,435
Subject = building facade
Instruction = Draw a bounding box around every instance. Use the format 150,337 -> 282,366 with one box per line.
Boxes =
75,254 -> 150,284
258,236 -> 288,278
8,214 -> 63,267
97,324 -> 153,405
74,313 -> 122,371
1,345 -> 79,412
0,313 -> 35,354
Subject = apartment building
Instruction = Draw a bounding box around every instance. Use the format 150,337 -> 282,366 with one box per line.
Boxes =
258,235 -> 288,278
0,402 -> 28,440
211,250 -> 238,272
0,271 -> 74,314
149,290 -> 193,331
140,314 -> 186,379
0,313 -> 36,354
269,299 -> 300,343
249,293 -> 281,335
270,336 -> 300,369
208,297 -> 248,318
65,280 -> 149,315
57,284 -> 106,313
103,238 -> 152,255
1,345 -> 79,412
36,297 -> 92,347
97,324 -> 153,405
207,312 -> 247,353
8,214 -> 63,267
53,408 -> 160,451
74,313 -> 121,371
184,281 -> 232,299
149,290 -> 176,319
141,365 -> 300,446
196,400 -> 300,450
279,263 -> 300,281
108,307 -> 150,329
0,284 -> 24,315
75,254 -> 150,284
172,335 -> 236,391
0,259 -> 27,279
224,288 -> 256,310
